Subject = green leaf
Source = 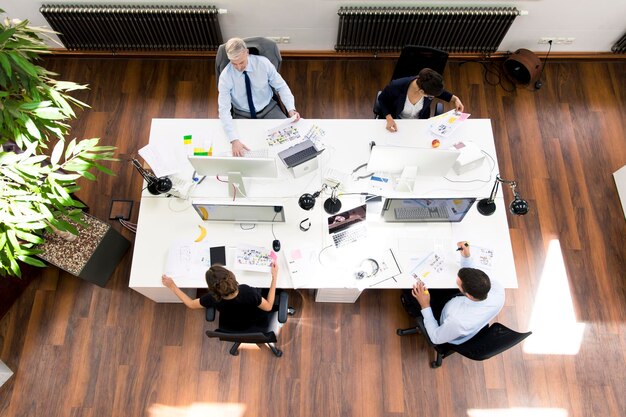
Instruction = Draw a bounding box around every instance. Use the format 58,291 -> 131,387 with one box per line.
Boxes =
94,163 -> 115,176
15,230 -> 44,244
0,53 -> 11,77
0,27 -> 17,44
33,106 -> 66,120
50,139 -> 64,165
81,171 -> 97,181
24,117 -> 42,139
17,255 -> 46,268
64,138 -> 77,159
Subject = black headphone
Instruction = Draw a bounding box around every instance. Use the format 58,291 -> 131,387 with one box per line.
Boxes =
299,218 -> 311,231
147,176 -> 173,195
298,192 -> 319,211
355,258 -> 379,279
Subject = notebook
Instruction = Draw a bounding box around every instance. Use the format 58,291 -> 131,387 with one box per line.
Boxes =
327,204 -> 368,248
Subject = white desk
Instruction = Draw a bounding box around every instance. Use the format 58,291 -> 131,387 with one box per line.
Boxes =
129,118 -> 517,302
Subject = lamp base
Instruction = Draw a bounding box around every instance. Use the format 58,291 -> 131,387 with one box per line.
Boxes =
324,198 -> 342,214
477,198 -> 496,216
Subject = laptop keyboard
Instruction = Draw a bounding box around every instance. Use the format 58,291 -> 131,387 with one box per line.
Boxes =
395,207 -> 450,220
283,145 -> 318,167
332,226 -> 367,248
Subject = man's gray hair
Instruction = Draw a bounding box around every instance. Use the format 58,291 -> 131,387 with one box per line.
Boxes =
225,38 -> 247,60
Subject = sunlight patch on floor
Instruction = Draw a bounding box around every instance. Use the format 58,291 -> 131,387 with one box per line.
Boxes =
467,407 -> 568,417
523,239 -> 585,355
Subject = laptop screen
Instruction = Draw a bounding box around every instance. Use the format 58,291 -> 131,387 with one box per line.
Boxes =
381,198 -> 476,223
328,204 -> 367,234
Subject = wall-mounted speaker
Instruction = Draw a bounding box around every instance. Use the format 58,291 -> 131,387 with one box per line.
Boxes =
503,49 -> 542,86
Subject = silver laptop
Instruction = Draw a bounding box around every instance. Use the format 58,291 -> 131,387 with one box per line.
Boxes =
278,139 -> 324,168
327,204 -> 368,248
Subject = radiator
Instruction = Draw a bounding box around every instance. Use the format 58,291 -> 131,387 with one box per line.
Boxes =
40,4 -> 223,51
336,6 -> 521,54
612,33 -> 626,53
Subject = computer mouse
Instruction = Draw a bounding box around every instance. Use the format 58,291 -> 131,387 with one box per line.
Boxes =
272,239 -> 281,252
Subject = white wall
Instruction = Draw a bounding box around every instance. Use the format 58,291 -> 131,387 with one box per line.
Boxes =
3,1 -> 625,52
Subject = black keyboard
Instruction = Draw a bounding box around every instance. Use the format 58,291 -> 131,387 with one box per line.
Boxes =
283,146 -> 318,167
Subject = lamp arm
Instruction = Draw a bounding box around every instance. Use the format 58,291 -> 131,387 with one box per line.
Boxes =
132,158 -> 156,185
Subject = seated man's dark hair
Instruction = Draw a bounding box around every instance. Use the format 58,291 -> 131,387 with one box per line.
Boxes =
206,265 -> 239,301
458,267 -> 491,301
416,68 -> 445,97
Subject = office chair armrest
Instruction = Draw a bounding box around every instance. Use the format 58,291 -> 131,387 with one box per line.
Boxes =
277,291 -> 289,323
434,102 -> 444,117
415,315 -> 437,347
205,306 -> 216,322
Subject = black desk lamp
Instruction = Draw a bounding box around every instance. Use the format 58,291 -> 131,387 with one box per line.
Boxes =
132,158 -> 172,195
477,174 -> 529,216
298,183 -> 342,214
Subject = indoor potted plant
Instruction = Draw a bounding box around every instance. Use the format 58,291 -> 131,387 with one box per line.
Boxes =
0,12 -> 117,280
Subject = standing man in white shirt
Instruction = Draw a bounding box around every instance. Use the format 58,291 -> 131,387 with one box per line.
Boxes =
218,37 -> 300,156
409,241 -> 505,345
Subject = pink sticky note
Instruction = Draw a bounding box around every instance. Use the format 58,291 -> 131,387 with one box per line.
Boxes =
269,251 -> 278,261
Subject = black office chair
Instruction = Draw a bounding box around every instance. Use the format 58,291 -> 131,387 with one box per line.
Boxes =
373,45 -> 449,119
215,36 -> 288,116
205,291 -> 295,357
397,292 -> 532,368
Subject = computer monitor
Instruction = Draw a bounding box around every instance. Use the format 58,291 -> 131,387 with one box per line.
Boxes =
188,155 -> 278,198
381,197 -> 476,223
191,200 -> 286,223
367,146 -> 460,177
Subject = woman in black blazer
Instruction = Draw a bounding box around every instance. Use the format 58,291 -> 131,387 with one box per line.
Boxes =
378,68 -> 464,132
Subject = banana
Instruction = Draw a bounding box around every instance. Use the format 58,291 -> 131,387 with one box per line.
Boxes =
195,225 -> 207,242
198,206 -> 209,220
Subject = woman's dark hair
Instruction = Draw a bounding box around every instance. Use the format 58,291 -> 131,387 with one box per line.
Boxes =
458,267 -> 491,301
416,68 -> 445,97
205,265 -> 239,301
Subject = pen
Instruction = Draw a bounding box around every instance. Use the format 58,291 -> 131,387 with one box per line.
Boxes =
456,242 -> 469,251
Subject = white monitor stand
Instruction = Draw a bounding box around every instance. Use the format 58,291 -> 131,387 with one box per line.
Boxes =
228,172 -> 245,198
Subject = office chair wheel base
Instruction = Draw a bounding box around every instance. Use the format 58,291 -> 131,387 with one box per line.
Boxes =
268,344 -> 283,357
430,361 -> 441,368
396,327 -> 420,336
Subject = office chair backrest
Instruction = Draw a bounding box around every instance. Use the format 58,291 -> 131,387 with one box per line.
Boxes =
451,322 -> 532,361
204,291 -> 290,357
391,45 -> 449,81
215,37 -> 282,86
205,328 -> 278,344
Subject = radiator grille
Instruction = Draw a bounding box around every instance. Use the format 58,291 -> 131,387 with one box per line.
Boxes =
40,4 -> 223,51
612,32 -> 626,53
336,7 -> 521,54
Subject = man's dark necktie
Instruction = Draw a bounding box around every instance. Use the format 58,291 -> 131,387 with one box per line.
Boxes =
243,70 -> 256,119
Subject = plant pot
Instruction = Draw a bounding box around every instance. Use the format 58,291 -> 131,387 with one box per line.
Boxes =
37,213 -> 130,287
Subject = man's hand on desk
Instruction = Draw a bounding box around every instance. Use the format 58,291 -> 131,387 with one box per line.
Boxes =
271,262 -> 278,280
412,280 -> 431,309
288,110 -> 301,122
231,139 -> 250,157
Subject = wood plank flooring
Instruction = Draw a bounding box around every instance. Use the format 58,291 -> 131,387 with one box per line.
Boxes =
0,57 -> 625,417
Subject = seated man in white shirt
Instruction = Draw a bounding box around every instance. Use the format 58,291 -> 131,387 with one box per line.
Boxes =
409,241 -> 505,345
218,37 -> 300,156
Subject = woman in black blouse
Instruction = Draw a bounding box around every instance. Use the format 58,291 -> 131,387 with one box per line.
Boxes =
162,263 -> 277,330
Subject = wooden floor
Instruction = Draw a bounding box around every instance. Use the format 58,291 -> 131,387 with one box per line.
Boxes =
1,57 -> 625,417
